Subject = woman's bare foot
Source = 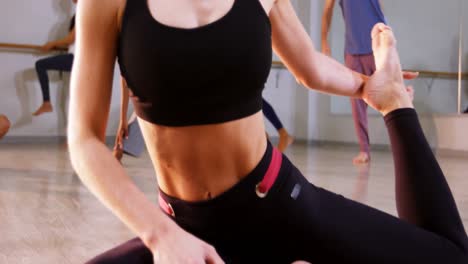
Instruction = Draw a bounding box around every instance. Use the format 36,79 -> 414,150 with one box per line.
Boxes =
353,151 -> 370,165
33,102 -> 53,116
0,115 -> 11,139
113,148 -> 124,162
362,23 -> 414,116
278,128 -> 294,152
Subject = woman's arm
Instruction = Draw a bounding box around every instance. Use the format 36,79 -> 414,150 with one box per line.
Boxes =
67,0 -> 172,248
41,28 -> 76,51
271,0 -> 365,97
321,0 -> 336,56
68,1 -> 224,262
119,77 -> 130,127
271,0 -> 416,97
113,77 -> 130,160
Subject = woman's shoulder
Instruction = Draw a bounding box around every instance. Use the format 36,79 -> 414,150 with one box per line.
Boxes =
78,0 -> 127,29
78,0 -> 126,19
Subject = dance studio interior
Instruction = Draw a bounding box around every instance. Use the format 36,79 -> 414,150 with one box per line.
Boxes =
1,0 -> 467,263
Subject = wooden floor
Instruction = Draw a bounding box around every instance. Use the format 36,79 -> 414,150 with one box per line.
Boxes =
0,141 -> 467,263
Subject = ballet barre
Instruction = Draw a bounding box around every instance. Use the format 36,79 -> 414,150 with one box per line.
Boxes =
272,60 -> 468,79
407,70 -> 468,80
0,42 -> 67,52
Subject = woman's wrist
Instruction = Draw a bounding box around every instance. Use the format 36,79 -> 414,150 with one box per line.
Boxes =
141,215 -> 175,250
380,83 -> 414,116
355,73 -> 369,97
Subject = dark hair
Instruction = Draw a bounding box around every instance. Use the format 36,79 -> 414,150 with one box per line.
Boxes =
69,15 -> 76,31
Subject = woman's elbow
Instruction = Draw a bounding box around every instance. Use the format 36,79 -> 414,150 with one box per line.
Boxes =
293,56 -> 326,89
67,128 -> 97,170
295,72 -> 325,91
67,132 -> 85,171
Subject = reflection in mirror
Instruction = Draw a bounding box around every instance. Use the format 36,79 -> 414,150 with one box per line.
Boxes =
329,0 -> 466,115
351,165 -> 370,203
462,0 -> 468,113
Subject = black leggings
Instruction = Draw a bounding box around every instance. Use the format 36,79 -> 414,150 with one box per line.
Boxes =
262,98 -> 284,130
35,53 -> 74,102
86,109 -> 468,263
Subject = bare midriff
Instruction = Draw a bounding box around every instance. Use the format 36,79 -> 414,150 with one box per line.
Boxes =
138,111 -> 267,202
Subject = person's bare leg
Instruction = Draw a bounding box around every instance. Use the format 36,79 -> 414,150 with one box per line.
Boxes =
32,101 -> 53,116
349,97 -> 370,165
277,128 -> 294,152
353,152 -> 370,165
0,115 -> 11,139
363,23 -> 413,115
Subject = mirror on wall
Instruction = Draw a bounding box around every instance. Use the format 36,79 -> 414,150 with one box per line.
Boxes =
462,0 -> 468,113
329,0 -> 467,115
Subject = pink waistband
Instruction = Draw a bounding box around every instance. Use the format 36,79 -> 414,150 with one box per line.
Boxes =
159,147 -> 283,217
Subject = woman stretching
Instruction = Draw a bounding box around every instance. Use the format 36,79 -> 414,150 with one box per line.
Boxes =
68,0 -> 467,263
33,0 -> 77,116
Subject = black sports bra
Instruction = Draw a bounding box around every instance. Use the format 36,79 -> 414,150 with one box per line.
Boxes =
117,0 -> 272,126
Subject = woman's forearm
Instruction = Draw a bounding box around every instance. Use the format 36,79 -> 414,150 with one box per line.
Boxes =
302,51 -> 365,97
120,78 -> 130,123
49,39 -> 71,48
69,136 -> 172,247
50,30 -> 76,48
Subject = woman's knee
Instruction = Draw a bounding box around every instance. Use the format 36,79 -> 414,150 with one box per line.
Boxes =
85,238 -> 152,264
0,115 -> 11,139
35,59 -> 45,70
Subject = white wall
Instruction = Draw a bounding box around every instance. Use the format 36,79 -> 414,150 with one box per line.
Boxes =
0,0 -> 124,137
